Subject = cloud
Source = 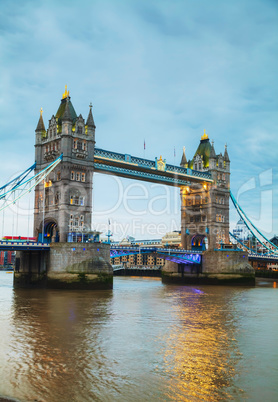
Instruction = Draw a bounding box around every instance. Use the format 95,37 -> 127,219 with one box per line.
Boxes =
0,0 -> 277,238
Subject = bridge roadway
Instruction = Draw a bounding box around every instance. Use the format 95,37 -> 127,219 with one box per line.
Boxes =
0,241 -> 50,251
94,148 -> 214,186
1,241 -> 277,264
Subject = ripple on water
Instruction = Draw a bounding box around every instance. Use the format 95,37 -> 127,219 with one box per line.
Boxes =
0,275 -> 277,401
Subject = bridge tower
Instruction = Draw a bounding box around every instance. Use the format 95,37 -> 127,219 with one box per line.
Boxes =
33,87 -> 96,242
180,131 -> 230,250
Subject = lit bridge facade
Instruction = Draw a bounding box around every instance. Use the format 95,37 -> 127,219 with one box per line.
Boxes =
110,246 -> 202,265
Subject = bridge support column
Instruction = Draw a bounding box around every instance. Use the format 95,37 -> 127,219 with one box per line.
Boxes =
162,250 -> 255,286
14,250 -> 49,288
47,243 -> 113,290
14,243 -> 113,289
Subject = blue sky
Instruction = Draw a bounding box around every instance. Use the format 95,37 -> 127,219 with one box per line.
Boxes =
0,0 -> 277,240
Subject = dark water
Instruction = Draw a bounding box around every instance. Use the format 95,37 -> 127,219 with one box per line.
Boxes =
0,272 -> 277,402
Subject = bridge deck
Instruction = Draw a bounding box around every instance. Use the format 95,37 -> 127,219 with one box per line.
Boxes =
0,241 -> 50,251
94,148 -> 213,186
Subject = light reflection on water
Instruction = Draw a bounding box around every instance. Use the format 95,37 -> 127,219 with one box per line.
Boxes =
0,273 -> 277,402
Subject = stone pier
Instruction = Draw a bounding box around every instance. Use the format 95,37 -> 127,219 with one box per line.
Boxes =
162,249 -> 255,286
14,243 -> 113,290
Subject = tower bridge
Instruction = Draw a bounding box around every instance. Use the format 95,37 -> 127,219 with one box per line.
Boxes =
2,87 -> 275,288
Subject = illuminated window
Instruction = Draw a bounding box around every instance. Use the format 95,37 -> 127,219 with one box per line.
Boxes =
70,196 -> 73,205
80,196 -> 85,206
73,140 -> 77,149
81,173 -> 85,182
76,172 -> 80,181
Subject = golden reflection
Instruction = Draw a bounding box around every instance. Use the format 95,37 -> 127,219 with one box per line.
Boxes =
161,288 -> 245,401
273,281 -> 277,288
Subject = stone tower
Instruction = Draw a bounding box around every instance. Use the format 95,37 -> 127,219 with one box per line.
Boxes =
33,87 -> 96,242
180,130 -> 230,250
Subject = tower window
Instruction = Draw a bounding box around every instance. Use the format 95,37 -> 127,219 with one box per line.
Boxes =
77,126 -> 82,134
70,196 -> 73,205
81,173 -> 86,182
71,171 -> 75,180
76,172 -> 80,181
80,196 -> 85,206
83,142 -> 87,151
77,141 -> 82,151
56,171 -> 61,181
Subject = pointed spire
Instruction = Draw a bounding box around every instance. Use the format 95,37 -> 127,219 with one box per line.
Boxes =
180,146 -> 187,167
36,108 -> 46,132
201,129 -> 209,141
86,103 -> 96,127
210,140 -> 216,158
62,85 -> 70,99
224,144 -> 230,162
62,97 -> 72,122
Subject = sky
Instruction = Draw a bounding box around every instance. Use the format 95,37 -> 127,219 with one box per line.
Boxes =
0,0 -> 277,241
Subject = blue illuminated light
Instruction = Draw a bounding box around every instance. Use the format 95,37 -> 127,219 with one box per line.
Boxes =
83,248 -> 86,251
227,255 -> 229,257
97,248 -> 99,251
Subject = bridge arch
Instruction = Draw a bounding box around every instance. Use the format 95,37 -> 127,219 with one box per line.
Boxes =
38,218 -> 59,243
191,234 -> 208,251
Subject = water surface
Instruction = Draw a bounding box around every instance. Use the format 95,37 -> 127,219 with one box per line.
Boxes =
0,272 -> 277,401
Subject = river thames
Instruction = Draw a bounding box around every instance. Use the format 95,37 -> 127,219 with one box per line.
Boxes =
0,272 -> 277,402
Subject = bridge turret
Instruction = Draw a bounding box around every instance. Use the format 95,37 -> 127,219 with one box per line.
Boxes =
86,103 -> 96,157
180,146 -> 188,168
35,108 -> 46,165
